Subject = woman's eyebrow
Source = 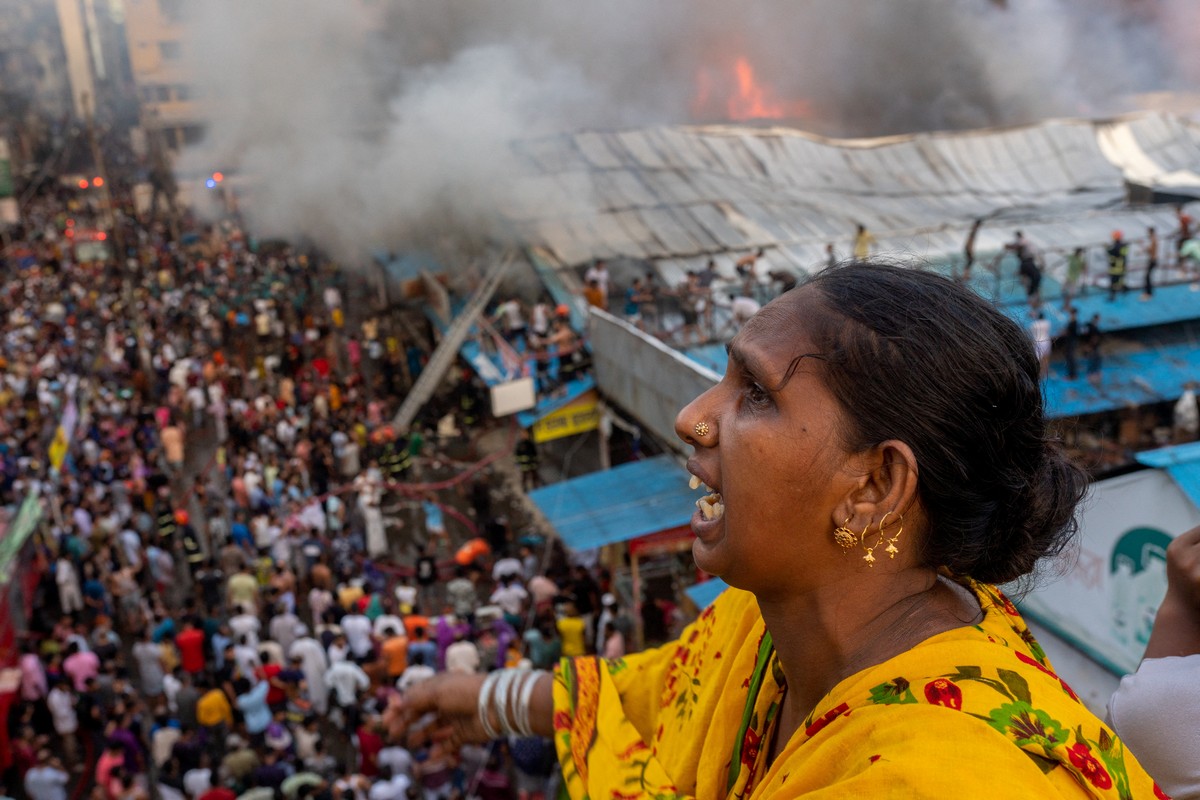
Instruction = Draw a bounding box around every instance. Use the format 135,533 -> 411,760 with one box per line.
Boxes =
726,342 -> 778,389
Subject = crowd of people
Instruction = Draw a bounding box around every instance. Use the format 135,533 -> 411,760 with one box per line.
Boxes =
0,189 -> 637,800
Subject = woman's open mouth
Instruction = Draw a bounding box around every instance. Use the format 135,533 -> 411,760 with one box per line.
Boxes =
689,474 -> 724,522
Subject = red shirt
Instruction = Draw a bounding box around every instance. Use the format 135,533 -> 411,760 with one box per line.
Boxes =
199,789 -> 236,800
258,663 -> 285,706
176,628 -> 206,674
356,725 -> 383,777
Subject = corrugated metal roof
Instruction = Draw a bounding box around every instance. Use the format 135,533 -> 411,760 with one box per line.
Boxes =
1136,443 -> 1200,510
509,112 -> 1200,282
527,454 -> 696,551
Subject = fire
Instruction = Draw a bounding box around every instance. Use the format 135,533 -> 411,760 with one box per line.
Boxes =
691,56 -> 811,123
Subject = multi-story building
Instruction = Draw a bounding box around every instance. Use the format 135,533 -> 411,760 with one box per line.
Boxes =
122,0 -> 199,151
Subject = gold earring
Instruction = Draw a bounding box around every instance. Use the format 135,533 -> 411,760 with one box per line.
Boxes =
863,511 -> 903,566
693,421 -> 710,437
833,517 -> 857,550
880,511 -> 904,559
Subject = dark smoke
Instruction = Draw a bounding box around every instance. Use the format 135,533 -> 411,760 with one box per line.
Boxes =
175,0 -> 1197,260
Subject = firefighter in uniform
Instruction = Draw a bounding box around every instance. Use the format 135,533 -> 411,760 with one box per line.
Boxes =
177,510 -> 205,578
515,429 -> 540,492
156,500 -> 178,545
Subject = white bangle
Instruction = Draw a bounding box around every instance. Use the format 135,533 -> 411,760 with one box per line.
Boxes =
516,670 -> 542,736
477,671 -> 502,740
492,669 -> 519,736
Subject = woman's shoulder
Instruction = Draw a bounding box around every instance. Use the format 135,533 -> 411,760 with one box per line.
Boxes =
784,581 -> 1163,799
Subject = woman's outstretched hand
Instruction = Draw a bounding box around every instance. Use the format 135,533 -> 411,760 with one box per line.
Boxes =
386,673 -> 490,748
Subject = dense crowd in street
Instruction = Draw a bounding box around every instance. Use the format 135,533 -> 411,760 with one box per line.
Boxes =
0,188 -> 640,800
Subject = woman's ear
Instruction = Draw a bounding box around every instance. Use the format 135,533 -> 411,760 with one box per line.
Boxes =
839,439 -> 919,523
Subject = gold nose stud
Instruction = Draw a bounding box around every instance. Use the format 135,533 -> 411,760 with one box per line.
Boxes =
694,421 -> 710,437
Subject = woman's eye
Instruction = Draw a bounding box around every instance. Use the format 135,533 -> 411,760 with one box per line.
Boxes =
746,382 -> 771,407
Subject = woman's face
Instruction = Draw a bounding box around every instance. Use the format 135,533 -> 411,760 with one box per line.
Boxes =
677,290 -> 862,597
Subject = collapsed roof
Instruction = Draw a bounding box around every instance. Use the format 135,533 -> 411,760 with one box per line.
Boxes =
505,111 -> 1200,283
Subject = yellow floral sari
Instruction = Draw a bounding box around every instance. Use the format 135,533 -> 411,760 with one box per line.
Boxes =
553,582 -> 1168,799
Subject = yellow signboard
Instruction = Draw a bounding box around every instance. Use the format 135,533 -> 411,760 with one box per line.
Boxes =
532,390 -> 600,443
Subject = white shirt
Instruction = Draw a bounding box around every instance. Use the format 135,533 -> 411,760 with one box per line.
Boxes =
341,614 -> 373,658
376,746 -> 414,778
490,584 -> 529,617
444,640 -> 481,675
47,687 -> 77,734
584,265 -> 610,297
1175,390 -> 1198,434
367,774 -> 410,800
232,644 -> 261,678
162,673 -> 182,713
229,613 -> 262,647
183,767 -> 213,800
323,660 -> 369,706
491,558 -> 523,581
373,614 -> 405,640
397,664 -> 436,692
1108,654 -> 1200,799
731,296 -> 762,325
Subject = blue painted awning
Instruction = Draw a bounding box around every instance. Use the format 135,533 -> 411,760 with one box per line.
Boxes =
1136,442 -> 1200,510
683,578 -> 729,609
529,454 -> 696,551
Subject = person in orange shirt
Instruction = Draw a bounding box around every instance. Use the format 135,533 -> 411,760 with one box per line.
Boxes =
582,278 -> 605,309
379,627 -> 409,681
402,610 -> 429,642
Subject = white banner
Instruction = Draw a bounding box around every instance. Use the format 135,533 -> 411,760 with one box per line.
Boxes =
1016,469 -> 1200,675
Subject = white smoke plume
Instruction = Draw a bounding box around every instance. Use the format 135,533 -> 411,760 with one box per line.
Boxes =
174,0 -> 1198,262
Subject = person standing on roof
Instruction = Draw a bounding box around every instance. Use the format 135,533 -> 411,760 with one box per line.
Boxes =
852,223 -> 875,260
1007,231 -> 1042,305
1063,247 -> 1086,308
1085,313 -> 1103,387
1063,306 -> 1080,381
1107,230 -> 1129,301
1173,382 -> 1199,444
583,260 -> 610,307
1174,205 -> 1193,270
1031,311 -> 1052,379
1142,226 -> 1159,300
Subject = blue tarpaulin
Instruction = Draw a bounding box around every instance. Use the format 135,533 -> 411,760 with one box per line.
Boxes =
528,454 -> 696,552
683,578 -> 729,609
1136,442 -> 1200,510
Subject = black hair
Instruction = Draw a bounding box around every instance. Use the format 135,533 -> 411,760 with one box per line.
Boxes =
796,262 -> 1088,585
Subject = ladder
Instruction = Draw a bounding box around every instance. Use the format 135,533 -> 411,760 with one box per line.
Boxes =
391,251 -> 515,432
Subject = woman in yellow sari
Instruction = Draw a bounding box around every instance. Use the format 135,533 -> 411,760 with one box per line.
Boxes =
404,263 -> 1166,798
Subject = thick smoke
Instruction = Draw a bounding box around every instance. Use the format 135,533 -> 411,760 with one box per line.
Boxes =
175,0 -> 1197,261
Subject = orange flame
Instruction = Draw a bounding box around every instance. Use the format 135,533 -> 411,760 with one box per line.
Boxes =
691,56 -> 810,123
727,57 -> 809,121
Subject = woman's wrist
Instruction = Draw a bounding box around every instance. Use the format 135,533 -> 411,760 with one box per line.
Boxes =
476,669 -> 555,738
1144,594 -> 1200,660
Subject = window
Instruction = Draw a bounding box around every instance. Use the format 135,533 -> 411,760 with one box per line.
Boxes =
159,0 -> 185,23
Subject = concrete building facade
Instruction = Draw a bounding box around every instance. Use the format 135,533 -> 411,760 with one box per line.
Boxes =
122,0 -> 199,150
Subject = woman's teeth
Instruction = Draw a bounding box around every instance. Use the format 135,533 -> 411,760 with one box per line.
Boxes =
697,493 -> 724,521
690,475 -> 723,520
